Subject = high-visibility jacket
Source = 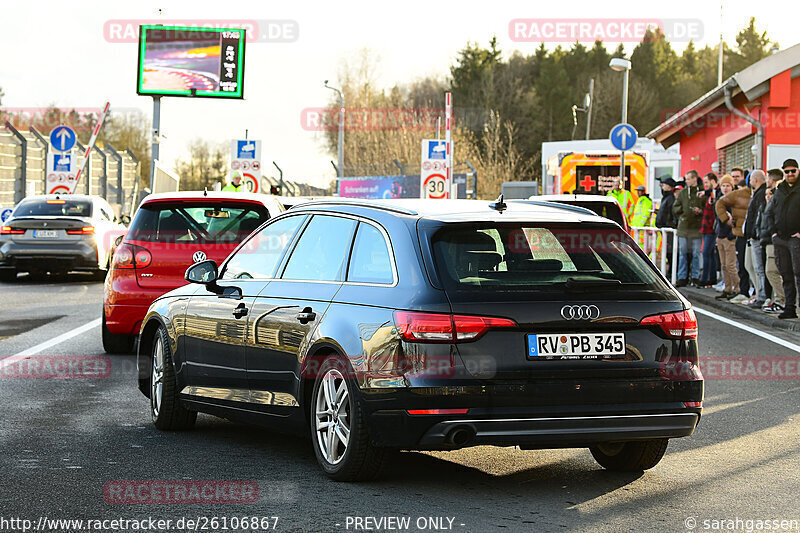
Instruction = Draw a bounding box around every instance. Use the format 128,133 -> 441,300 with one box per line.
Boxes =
222,183 -> 244,192
607,189 -> 634,224
631,195 -> 653,227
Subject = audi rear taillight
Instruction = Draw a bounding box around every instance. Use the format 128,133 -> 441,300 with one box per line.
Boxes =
66,226 -> 95,235
113,243 -> 151,269
641,309 -> 698,339
1,226 -> 25,235
394,311 -> 517,343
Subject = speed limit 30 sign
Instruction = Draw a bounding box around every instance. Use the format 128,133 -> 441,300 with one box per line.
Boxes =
420,139 -> 449,199
423,173 -> 447,199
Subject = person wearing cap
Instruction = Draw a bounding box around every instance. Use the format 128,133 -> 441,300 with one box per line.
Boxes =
655,177 -> 677,274
767,158 -> 800,319
222,171 -> 245,192
606,176 -> 634,225
715,175 -> 740,299
655,177 -> 677,229
672,170 -> 705,287
715,172 -> 752,302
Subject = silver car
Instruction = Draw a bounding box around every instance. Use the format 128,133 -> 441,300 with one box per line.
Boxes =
0,194 -> 127,281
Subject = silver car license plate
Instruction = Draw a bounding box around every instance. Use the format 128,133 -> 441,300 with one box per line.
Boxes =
34,230 -> 58,238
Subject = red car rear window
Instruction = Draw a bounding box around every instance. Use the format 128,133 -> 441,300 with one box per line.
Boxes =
127,203 -> 269,244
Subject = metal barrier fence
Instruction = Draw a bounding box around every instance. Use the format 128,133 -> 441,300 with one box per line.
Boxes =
630,226 -> 679,284
0,125 -> 140,217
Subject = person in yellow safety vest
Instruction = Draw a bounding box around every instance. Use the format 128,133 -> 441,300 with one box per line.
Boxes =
631,185 -> 654,227
607,177 -> 634,225
222,171 -> 245,192
631,185 -> 659,260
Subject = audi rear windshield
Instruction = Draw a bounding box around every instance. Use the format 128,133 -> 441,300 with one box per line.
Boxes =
126,203 -> 270,244
13,199 -> 92,218
428,222 -> 672,301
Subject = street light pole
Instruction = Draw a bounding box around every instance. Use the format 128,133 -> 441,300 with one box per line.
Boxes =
324,81 -> 344,179
610,58 -> 632,190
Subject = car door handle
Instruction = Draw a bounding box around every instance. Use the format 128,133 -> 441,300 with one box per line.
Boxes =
232,303 -> 249,319
296,307 -> 316,324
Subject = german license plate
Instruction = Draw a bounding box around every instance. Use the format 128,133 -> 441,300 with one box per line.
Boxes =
527,333 -> 625,360
34,230 -> 58,238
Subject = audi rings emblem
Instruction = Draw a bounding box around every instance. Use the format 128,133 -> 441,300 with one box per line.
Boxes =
192,251 -> 207,263
561,305 -> 600,320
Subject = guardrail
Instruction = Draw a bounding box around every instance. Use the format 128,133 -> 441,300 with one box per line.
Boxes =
630,226 -> 678,285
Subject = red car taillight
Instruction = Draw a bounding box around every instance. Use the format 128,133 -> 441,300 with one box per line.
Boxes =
393,311 -> 517,343
1,226 -> 25,235
113,243 -> 152,269
66,226 -> 95,235
640,309 -> 698,339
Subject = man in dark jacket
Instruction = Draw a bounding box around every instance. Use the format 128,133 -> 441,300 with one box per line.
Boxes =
656,177 -> 677,229
769,159 -> 800,319
672,170 -> 705,286
743,170 -> 768,307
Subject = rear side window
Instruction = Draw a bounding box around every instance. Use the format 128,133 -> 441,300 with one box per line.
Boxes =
222,215 -> 305,280
430,223 -> 670,301
14,199 -> 92,217
127,203 -> 269,244
282,215 -> 356,282
347,223 -> 393,284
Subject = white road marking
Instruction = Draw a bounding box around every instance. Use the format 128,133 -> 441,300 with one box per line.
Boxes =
694,306 -> 800,354
10,318 -> 102,357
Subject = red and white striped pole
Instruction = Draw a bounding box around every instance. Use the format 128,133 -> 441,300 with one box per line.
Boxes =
445,92 -> 451,199
71,101 -> 110,194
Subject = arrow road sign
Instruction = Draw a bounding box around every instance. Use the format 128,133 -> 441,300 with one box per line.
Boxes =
610,123 -> 638,151
50,125 -> 76,152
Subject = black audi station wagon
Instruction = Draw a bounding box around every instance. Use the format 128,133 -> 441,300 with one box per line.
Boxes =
137,198 -> 703,481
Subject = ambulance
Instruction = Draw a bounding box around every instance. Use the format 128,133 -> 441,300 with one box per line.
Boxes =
545,151 -> 649,196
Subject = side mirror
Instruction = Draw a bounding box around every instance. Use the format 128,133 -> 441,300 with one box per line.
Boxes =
185,260 -> 219,285
120,214 -> 131,226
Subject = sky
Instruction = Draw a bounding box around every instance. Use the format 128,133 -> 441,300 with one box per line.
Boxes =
0,0 -> 793,188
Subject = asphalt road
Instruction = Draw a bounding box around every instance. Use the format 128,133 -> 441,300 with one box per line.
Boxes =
1,275 -> 799,533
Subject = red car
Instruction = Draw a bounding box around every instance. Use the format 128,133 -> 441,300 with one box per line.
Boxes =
103,191 -> 284,353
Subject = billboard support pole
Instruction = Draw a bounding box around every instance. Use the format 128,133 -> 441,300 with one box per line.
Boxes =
150,96 -> 161,191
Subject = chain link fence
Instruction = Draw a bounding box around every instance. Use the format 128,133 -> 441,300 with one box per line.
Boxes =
0,125 -> 140,217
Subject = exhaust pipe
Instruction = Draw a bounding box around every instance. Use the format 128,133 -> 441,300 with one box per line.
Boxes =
446,425 -> 476,446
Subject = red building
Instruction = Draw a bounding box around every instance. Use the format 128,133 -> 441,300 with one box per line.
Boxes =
648,44 -> 800,175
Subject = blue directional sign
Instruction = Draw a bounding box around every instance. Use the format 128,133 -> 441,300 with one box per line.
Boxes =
1,208 -> 12,222
610,123 -> 638,151
426,140 -> 447,160
50,125 -> 76,152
